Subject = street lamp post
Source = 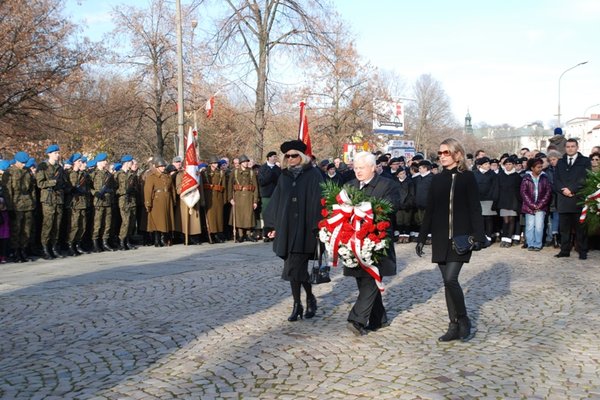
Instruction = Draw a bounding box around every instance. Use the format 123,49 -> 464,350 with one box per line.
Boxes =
557,61 -> 588,126
175,0 -> 185,157
191,20 -> 198,129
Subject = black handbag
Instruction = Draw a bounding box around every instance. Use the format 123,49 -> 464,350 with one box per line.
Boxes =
310,244 -> 331,284
452,234 -> 474,255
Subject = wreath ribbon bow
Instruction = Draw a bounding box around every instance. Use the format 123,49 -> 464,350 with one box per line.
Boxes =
579,188 -> 600,223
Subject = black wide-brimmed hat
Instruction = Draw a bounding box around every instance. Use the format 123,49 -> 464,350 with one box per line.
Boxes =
280,140 -> 307,154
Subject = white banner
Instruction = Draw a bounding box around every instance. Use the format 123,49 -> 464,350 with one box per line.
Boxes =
373,100 -> 404,135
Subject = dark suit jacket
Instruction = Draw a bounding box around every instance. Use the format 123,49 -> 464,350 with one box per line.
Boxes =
554,152 -> 591,213
343,174 -> 400,277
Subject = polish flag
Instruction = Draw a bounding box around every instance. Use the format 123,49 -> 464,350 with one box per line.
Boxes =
298,100 -> 312,156
205,96 -> 214,118
180,127 -> 200,208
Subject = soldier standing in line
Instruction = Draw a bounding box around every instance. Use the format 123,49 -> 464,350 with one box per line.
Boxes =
227,154 -> 259,242
201,156 -> 227,243
5,151 -> 36,262
35,144 -> 69,260
257,151 -> 281,242
115,154 -> 138,251
144,157 -> 176,247
66,153 -> 90,256
90,153 -> 116,252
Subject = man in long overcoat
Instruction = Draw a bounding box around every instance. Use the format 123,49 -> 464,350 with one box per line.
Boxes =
202,156 -> 227,243
344,151 -> 400,336
554,138 -> 591,259
227,155 -> 259,242
144,158 -> 176,246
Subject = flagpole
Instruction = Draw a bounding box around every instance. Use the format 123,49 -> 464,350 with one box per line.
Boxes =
175,0 -> 185,157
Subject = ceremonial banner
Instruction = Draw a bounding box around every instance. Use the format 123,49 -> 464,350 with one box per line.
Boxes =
181,127 -> 200,208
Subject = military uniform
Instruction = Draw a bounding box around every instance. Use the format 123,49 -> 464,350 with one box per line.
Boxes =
68,168 -> 90,254
115,169 -> 138,249
90,168 -> 116,251
175,170 -> 204,239
144,169 -> 175,244
202,166 -> 227,242
35,160 -> 68,258
227,166 -> 259,241
6,164 -> 36,261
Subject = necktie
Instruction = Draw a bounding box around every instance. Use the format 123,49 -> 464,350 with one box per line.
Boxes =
359,182 -> 365,190
568,157 -> 573,167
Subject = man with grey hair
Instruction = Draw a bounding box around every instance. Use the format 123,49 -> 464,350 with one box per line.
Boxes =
344,151 -> 400,336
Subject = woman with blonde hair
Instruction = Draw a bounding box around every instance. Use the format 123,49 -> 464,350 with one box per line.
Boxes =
416,138 -> 487,342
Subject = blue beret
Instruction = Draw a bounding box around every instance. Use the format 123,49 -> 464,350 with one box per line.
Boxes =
15,151 -> 29,163
64,158 -> 73,166
80,156 -> 88,163
121,154 -> 133,162
70,152 -> 82,163
46,144 -> 60,154
95,152 -> 108,162
113,162 -> 122,171
25,157 -> 36,169
9,159 -> 15,165
218,160 -> 226,166
0,160 -> 10,171
198,162 -> 208,169
87,159 -> 97,168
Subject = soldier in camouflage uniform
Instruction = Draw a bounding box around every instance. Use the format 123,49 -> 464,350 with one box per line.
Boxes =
90,152 -> 116,252
67,153 -> 90,256
5,151 -> 36,262
35,144 -> 69,259
227,155 -> 259,242
115,154 -> 138,250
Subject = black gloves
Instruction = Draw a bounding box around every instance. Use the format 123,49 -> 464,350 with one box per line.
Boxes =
415,242 -> 425,257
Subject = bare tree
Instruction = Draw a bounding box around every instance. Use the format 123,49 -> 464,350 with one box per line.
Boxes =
110,0 -> 180,158
405,74 -> 459,155
212,0 -> 331,159
0,0 -> 94,131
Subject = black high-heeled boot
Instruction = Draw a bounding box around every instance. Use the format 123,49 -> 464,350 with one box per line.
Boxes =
305,295 -> 317,319
438,320 -> 459,342
458,316 -> 472,341
287,302 -> 304,321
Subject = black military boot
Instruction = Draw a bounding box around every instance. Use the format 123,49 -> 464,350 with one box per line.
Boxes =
42,245 -> 55,260
18,248 -> 32,262
118,239 -> 129,251
126,237 -> 138,250
102,240 -> 116,252
154,232 -> 163,247
66,243 -> 79,257
438,321 -> 460,342
52,244 -> 65,258
93,240 -> 103,253
75,242 -> 89,255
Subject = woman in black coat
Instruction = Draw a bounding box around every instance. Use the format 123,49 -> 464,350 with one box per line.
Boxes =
495,156 -> 522,247
263,140 -> 324,321
416,138 -> 486,342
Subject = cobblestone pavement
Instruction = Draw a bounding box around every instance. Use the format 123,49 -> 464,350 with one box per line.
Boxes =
0,241 -> 599,399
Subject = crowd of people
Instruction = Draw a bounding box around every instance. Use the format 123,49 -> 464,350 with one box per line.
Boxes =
0,130 -> 599,266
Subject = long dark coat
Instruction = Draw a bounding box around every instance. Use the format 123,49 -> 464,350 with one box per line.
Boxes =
495,170 -> 522,212
418,167 -> 486,263
554,152 -> 591,213
343,174 -> 400,278
263,164 -> 324,260
473,168 -> 498,201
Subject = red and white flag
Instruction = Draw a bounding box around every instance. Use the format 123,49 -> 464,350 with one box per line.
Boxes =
298,100 -> 312,156
205,96 -> 214,118
180,126 -> 200,209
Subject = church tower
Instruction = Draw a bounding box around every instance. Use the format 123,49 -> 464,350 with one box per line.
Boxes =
464,110 -> 473,134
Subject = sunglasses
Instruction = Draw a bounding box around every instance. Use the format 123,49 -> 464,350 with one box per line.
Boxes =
284,153 -> 300,159
437,150 -> 452,157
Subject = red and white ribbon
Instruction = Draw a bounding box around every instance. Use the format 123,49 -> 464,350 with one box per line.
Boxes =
579,188 -> 600,223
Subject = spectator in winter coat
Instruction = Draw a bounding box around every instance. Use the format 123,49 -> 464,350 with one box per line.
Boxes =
394,168 -> 415,243
520,158 -> 553,251
473,157 -> 498,240
495,156 -> 522,247
324,163 -> 344,186
413,160 -> 434,242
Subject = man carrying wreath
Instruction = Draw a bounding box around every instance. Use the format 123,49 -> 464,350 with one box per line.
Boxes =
345,151 -> 400,336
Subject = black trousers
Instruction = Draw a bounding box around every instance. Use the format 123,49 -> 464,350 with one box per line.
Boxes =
559,212 -> 588,254
438,261 -> 467,322
348,276 -> 386,327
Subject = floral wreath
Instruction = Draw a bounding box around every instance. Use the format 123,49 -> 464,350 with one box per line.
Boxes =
579,169 -> 600,234
318,181 -> 393,292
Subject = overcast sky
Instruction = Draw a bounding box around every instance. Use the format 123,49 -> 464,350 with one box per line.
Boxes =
67,0 -> 600,128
